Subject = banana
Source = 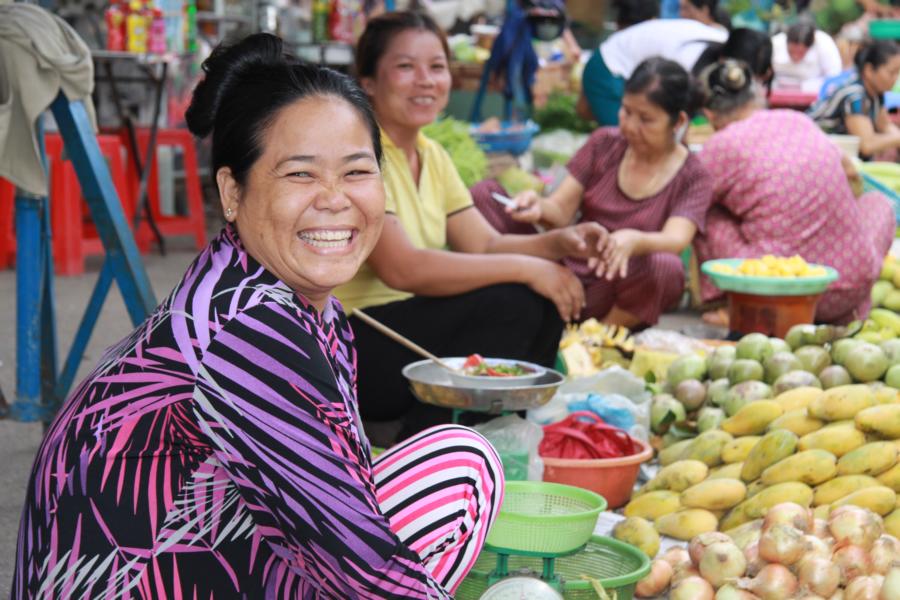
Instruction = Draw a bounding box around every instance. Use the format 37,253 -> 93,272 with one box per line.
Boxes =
773,387 -> 823,412
856,404 -> 900,439
681,479 -> 747,511
654,509 -> 719,540
837,441 -> 898,476
813,474 -> 882,505
742,429 -> 798,482
878,462 -> 900,492
722,401 -> 784,436
886,508 -> 900,538
761,449 -> 838,486
870,308 -> 900,336
721,437 -> 762,464
658,439 -> 694,467
832,485 -> 897,515
641,460 -> 709,493
709,462 -> 745,480
807,385 -> 875,421
767,409 -> 825,437
720,482 -> 813,530
798,425 -> 866,457
624,490 -> 681,520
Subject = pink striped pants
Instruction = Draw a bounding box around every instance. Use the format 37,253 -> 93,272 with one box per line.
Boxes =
373,424 -> 506,593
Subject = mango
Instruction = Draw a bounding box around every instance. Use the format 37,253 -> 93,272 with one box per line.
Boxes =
836,441 -> 898,476
814,504 -> 831,520
798,425 -> 866,457
722,401 -> 784,436
886,508 -> 900,538
642,460 -> 709,493
855,404 -> 900,439
624,490 -> 681,520
720,482 -> 813,530
721,437 -> 761,464
681,479 -> 747,511
772,386 -> 822,412
746,479 -> 767,498
877,462 -> 900,492
654,509 -> 719,540
832,485 -> 897,515
709,462 -> 745,480
766,408 -> 825,437
681,430 -> 733,467
613,516 -> 660,558
658,439 -> 693,466
807,384 -> 875,421
760,449 -> 838,486
741,429 -> 798,482
813,474 -> 881,505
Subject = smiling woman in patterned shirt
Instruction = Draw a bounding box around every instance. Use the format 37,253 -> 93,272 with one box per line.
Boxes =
12,33 -> 504,599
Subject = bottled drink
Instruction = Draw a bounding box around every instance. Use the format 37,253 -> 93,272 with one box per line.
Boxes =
126,0 -> 148,53
148,5 -> 167,53
312,0 -> 330,43
105,0 -> 126,51
184,0 -> 197,53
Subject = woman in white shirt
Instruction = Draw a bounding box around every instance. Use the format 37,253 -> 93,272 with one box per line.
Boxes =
772,21 -> 843,93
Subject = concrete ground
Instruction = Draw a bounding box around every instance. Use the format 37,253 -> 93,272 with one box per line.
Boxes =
0,240 -> 718,596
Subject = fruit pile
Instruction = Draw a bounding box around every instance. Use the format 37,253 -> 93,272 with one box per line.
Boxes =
627,383 -> 900,546
631,502 -> 900,599
558,318 -> 634,375
709,255 -> 829,278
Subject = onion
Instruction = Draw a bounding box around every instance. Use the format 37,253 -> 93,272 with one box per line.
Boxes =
759,523 -> 805,566
671,564 -> 701,586
729,519 -> 764,551
882,564 -> 900,600
716,583 -> 761,599
871,534 -> 900,575
764,502 -> 814,533
813,518 -> 830,539
635,558 -> 673,597
700,541 -> 748,588
831,591 -> 845,600
794,596 -> 827,600
670,575 -> 715,600
744,540 -> 765,578
833,544 -> 873,586
829,505 -> 884,551
797,556 -> 840,597
661,546 -> 693,572
691,532 -> 734,565
737,564 -> 799,599
845,575 -> 883,600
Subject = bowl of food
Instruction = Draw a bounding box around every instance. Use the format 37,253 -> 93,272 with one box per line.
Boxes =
701,256 -> 839,296
444,354 -> 546,389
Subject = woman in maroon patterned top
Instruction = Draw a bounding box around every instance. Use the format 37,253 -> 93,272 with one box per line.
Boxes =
475,58 -> 713,327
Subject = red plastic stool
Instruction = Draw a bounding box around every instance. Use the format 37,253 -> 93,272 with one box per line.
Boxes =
0,178 -> 14,269
44,133 -> 134,276
124,128 -> 207,251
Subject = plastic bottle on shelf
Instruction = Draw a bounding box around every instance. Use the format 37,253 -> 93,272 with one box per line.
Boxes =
312,0 -> 330,43
126,0 -> 148,53
148,3 -> 167,53
105,0 -> 126,51
328,0 -> 353,43
184,0 -> 197,53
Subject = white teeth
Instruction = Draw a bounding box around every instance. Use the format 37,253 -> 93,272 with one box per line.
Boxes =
298,229 -> 352,248
411,97 -> 434,106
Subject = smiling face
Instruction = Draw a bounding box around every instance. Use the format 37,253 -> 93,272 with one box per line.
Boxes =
618,92 -> 684,154
217,95 -> 385,309
361,28 -> 451,135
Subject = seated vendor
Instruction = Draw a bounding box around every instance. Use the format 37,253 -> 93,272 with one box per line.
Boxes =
12,33 -> 505,598
478,58 -> 713,328
335,11 -> 609,444
809,39 -> 900,158
694,59 -> 895,325
771,21 -> 843,93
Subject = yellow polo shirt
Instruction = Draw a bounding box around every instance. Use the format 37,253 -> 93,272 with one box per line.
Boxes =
334,129 -> 473,312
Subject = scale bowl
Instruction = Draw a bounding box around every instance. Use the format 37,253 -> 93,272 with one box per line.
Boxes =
442,356 -> 547,389
402,359 -> 565,412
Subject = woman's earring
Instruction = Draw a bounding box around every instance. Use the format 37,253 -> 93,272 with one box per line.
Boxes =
225,207 -> 233,218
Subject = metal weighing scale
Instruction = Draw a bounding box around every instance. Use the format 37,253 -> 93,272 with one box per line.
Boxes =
478,541 -> 582,599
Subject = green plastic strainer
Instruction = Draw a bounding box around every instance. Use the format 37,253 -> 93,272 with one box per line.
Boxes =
457,535 -> 651,600
485,481 -> 607,555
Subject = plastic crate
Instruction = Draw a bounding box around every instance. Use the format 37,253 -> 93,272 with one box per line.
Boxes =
470,121 -> 540,155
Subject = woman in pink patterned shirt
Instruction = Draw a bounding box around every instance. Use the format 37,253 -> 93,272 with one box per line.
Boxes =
476,58 -> 713,327
694,60 -> 895,324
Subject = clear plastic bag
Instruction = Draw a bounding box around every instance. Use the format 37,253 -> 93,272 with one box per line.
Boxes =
474,414 -> 544,482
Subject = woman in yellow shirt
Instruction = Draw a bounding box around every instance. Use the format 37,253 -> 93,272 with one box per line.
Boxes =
336,11 -> 608,443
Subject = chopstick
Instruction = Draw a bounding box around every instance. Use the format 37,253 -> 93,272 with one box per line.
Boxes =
352,309 -> 460,373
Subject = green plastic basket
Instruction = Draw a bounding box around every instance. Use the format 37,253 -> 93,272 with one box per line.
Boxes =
456,535 -> 651,600
701,258 -> 839,296
485,481 -> 607,555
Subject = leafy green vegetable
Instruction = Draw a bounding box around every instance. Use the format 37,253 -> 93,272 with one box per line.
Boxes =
422,117 -> 488,187
533,91 -> 597,134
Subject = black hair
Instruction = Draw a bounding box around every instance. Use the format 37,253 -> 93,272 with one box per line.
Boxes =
692,28 -> 772,86
612,0 -> 660,28
786,21 -> 815,47
355,11 -> 450,79
700,58 -> 755,114
854,39 -> 900,73
185,33 -> 382,189
624,57 -> 704,122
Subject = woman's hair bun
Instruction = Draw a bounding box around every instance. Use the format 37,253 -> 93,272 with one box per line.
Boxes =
185,33 -> 287,139
720,59 -> 748,92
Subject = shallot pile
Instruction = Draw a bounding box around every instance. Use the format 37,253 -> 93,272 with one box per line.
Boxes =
635,502 -> 900,599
